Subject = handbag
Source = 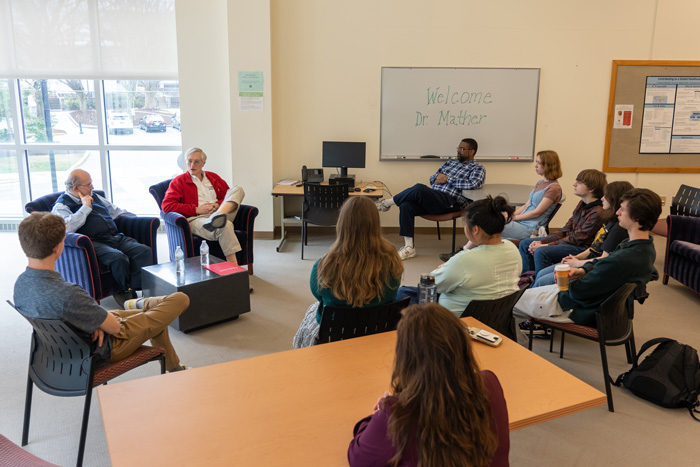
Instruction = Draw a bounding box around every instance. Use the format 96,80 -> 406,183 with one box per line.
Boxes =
615,337 -> 700,421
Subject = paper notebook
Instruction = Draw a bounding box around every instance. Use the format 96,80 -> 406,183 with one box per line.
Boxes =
203,262 -> 246,276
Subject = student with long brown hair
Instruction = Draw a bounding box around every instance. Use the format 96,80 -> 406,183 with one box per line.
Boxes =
348,303 -> 509,466
293,196 -> 404,348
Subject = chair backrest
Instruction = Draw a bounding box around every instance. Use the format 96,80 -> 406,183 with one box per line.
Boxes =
25,190 -> 107,214
540,202 -> 562,234
459,287 -> 527,340
318,297 -> 411,344
670,184 -> 700,217
302,183 -> 349,226
595,282 -> 638,345
7,300 -> 94,396
149,179 -> 172,210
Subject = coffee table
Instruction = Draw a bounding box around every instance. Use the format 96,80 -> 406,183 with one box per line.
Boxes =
141,256 -> 250,333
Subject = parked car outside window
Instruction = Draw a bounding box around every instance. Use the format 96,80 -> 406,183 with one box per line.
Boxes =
107,113 -> 134,135
139,114 -> 166,132
172,111 -> 181,131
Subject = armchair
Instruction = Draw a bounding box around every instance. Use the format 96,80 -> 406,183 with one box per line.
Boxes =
663,215 -> 700,294
149,179 -> 258,274
24,190 -> 160,303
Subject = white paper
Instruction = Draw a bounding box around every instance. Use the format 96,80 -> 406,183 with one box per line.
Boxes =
613,104 -> 633,129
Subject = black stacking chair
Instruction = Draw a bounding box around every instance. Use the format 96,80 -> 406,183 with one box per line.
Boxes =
317,297 -> 410,344
301,183 -> 349,259
670,184 -> 700,217
459,287 -> 527,341
526,283 -> 638,412
9,301 -> 166,467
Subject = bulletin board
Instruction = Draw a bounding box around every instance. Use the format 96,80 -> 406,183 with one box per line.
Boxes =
604,60 -> 700,173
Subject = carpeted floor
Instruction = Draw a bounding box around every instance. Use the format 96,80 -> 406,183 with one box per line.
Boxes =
1,230 -> 699,466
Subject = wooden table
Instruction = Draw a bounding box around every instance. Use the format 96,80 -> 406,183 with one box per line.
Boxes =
464,183 -> 566,206
271,181 -> 384,252
98,318 -> 605,466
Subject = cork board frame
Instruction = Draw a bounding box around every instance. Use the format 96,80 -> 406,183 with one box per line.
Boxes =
603,60 -> 700,173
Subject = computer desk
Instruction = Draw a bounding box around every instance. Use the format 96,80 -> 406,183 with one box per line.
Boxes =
97,317 -> 606,467
271,181 -> 384,252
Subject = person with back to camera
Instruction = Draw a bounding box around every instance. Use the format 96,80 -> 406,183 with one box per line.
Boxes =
347,303 -> 509,467
395,196 -> 521,317
530,180 -> 634,288
518,169 -> 607,275
376,138 -> 485,260
293,196 -> 404,348
500,150 -> 563,241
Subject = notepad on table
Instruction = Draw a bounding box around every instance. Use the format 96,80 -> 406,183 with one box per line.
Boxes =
203,262 -> 246,276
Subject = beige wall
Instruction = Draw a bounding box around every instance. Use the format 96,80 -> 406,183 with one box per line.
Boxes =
177,0 -> 700,234
175,0 -> 274,232
271,0 -> 700,230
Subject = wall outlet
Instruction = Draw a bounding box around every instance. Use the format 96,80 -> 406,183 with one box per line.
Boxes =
660,195 -> 666,206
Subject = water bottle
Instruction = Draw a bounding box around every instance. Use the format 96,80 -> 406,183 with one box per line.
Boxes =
200,240 -> 210,266
175,246 -> 185,275
418,273 -> 437,304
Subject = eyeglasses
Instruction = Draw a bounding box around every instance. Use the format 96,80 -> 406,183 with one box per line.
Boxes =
77,181 -> 93,187
456,147 -> 472,152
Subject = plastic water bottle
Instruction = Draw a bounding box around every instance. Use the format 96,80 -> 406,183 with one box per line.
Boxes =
200,240 -> 210,266
175,246 -> 185,275
418,273 -> 437,304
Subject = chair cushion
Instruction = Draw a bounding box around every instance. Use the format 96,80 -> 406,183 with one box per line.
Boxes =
93,345 -> 165,386
670,240 -> 700,264
533,319 -> 599,340
0,434 -> 60,466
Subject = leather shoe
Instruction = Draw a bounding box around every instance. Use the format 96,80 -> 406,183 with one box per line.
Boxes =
439,247 -> 463,262
113,290 -> 137,309
202,213 -> 227,232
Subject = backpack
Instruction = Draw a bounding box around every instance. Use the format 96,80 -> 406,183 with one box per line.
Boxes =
615,338 -> 700,421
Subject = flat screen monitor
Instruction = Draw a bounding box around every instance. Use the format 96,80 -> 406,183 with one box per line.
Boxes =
322,141 -> 366,177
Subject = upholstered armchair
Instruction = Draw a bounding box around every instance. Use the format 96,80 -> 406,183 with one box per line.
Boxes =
24,190 -> 160,303
663,215 -> 700,294
149,179 -> 258,274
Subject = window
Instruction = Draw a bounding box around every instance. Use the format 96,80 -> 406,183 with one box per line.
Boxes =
0,78 -> 182,219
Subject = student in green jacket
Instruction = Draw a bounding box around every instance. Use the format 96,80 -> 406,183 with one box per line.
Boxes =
513,188 -> 661,331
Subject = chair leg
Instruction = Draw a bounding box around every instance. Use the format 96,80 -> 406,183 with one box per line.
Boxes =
450,217 -> 457,253
21,375 -> 33,446
77,388 -> 94,467
435,221 -> 441,240
559,332 -> 565,358
528,322 -> 534,350
626,333 -> 637,365
662,274 -> 669,285
248,264 -> 253,275
159,355 -> 166,374
549,330 -> 555,353
597,336 -> 615,412
301,222 -> 305,260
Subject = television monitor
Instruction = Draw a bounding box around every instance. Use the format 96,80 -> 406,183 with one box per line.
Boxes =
322,141 -> 366,178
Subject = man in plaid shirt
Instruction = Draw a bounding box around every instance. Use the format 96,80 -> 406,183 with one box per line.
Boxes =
377,138 -> 485,260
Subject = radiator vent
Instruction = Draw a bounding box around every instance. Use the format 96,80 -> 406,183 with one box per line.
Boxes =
0,221 -> 20,231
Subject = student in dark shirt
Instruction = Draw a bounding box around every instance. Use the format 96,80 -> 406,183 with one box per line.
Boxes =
514,188 -> 662,328
348,303 -> 509,467
518,169 -> 607,274
533,180 -> 634,287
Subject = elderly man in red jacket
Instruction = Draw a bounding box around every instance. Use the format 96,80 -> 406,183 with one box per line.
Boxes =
162,147 -> 245,264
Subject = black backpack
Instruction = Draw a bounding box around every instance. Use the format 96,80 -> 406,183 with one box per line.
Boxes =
615,338 -> 700,421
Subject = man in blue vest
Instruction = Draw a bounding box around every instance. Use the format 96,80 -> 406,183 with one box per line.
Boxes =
52,169 -> 152,307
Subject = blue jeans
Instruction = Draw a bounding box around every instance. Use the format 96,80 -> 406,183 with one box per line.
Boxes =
518,237 -> 586,274
533,264 -> 557,287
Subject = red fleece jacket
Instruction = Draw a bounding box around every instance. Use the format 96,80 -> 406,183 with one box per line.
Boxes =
162,171 -> 230,217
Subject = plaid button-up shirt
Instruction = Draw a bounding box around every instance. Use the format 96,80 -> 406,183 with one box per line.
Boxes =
429,159 -> 486,205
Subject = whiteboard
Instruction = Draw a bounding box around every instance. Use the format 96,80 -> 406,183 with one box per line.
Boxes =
380,67 -> 540,161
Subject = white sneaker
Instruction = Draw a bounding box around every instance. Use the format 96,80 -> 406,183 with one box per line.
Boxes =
398,246 -> 417,260
376,200 -> 391,212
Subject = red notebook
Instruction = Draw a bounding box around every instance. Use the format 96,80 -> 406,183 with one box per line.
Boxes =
202,262 -> 246,276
